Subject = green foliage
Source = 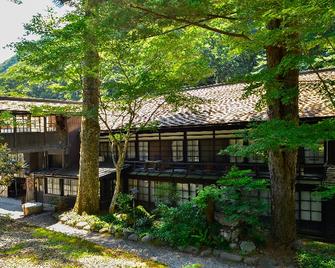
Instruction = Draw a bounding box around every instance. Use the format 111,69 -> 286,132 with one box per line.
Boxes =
152,182 -> 180,207
115,193 -> 133,213
217,167 -> 269,231
193,185 -> 221,209
152,202 -> 225,249
313,185 -> 335,201
0,142 -> 25,194
224,119 -> 335,158
297,241 -> 335,268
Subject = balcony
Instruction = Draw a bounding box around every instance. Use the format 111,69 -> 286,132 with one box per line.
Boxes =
125,160 -> 326,182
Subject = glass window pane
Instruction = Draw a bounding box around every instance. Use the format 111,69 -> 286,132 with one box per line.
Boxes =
301,211 -> 311,221
311,212 -> 322,222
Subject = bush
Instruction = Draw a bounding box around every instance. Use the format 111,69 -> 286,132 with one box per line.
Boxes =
297,241 -> 335,268
216,167 -> 269,239
151,202 -> 226,248
115,193 -> 133,213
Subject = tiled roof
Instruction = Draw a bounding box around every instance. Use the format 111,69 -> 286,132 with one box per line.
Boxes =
0,96 -> 80,113
101,69 -> 335,130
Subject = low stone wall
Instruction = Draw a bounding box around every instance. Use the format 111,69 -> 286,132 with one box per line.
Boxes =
43,194 -> 76,211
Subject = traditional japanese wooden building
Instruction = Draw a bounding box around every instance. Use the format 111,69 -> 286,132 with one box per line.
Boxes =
1,69 -> 335,240
98,69 -> 335,240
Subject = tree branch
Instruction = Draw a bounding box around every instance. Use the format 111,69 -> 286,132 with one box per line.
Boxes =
127,4 -> 250,40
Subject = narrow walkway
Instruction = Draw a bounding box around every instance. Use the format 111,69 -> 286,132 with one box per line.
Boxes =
19,212 -> 250,268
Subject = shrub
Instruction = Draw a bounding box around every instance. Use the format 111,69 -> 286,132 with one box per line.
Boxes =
115,193 -> 133,213
217,167 -> 269,235
297,241 -> 335,268
151,202 -> 226,248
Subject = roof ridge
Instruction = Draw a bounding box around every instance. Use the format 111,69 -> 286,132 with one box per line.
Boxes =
0,96 -> 81,105
185,68 -> 335,92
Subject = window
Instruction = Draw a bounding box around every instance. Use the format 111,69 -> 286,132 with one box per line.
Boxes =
172,140 -> 183,162
46,177 -> 60,195
99,142 -> 113,161
187,140 -> 199,162
138,180 -> 149,201
304,144 -> 324,164
0,115 -> 14,133
64,179 -> 78,196
31,117 -> 44,132
15,114 -> 30,133
139,141 -> 149,161
127,142 -> 136,160
297,191 -> 322,222
46,116 -> 57,132
229,139 -> 244,163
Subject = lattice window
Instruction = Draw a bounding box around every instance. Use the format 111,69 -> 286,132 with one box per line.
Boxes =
177,183 -> 190,203
46,177 -> 60,195
138,179 -> 149,201
229,139 -> 244,163
99,142 -> 113,161
46,116 -> 57,132
172,140 -> 183,162
31,117 -> 44,132
139,141 -> 149,161
64,179 -> 78,196
187,140 -> 199,162
297,191 -> 322,222
304,144 -> 324,164
15,114 -> 30,133
127,142 -> 136,160
190,183 -> 203,198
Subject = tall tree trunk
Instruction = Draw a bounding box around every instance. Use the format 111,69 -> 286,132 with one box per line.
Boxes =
74,0 -> 101,215
109,165 -> 122,213
109,142 -> 128,213
266,19 -> 300,248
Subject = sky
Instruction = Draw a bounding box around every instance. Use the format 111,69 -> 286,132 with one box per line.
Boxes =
0,0 -> 69,63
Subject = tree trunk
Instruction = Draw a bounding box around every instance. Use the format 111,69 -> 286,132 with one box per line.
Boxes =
109,139 -> 129,213
266,19 -> 300,248
109,165 -> 122,213
74,0 -> 101,215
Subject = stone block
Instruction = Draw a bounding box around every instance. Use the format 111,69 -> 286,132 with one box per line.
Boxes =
22,202 -> 43,216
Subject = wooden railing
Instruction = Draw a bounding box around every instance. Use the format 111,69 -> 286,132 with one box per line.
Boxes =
124,160 -> 326,181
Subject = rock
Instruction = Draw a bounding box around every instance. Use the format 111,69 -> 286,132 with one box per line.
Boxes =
22,202 -> 43,216
219,251 -> 243,262
222,231 -> 231,241
231,229 -> 240,241
184,246 -> 199,255
83,225 -> 91,231
200,249 -> 212,257
141,234 -> 153,243
122,228 -> 133,239
76,221 -> 88,229
66,220 -> 76,226
240,241 -> 256,254
59,216 -> 69,223
244,256 -> 259,265
108,226 -> 116,234
212,249 -> 221,257
229,243 -> 238,249
215,212 -> 238,227
99,227 -> 109,234
128,233 -> 139,241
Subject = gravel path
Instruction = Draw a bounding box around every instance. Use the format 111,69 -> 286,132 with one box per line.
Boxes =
0,197 -> 23,219
20,212 -> 250,268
